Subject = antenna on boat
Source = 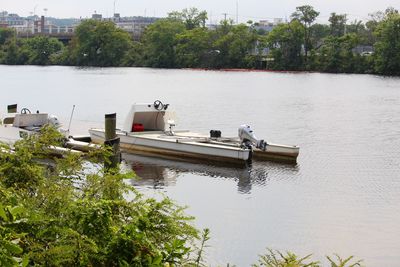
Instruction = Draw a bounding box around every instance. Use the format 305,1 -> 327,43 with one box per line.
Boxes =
67,105 -> 76,136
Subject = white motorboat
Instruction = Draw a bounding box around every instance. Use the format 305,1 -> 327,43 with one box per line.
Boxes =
89,101 -> 300,164
0,106 -> 62,144
0,105 -> 96,154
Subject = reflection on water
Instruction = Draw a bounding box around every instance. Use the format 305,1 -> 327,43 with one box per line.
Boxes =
122,153 -> 299,194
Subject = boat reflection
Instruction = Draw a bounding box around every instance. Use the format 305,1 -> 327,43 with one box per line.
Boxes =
122,153 -> 299,194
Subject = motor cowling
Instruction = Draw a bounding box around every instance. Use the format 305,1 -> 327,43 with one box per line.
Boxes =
48,115 -> 61,128
238,124 -> 267,151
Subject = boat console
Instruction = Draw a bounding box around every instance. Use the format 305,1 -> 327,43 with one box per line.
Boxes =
123,100 -> 175,133
1,106 -> 60,131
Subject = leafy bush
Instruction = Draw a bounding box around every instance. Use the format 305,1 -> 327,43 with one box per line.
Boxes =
253,249 -> 363,267
0,126 -> 199,266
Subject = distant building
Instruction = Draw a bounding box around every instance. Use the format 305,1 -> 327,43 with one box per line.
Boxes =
92,13 -> 102,20
114,16 -> 158,40
0,11 -> 25,27
273,18 -> 284,25
1,10 -> 157,39
113,13 -> 121,22
352,45 -> 374,55
251,40 -> 271,56
205,23 -> 217,30
254,19 -> 283,33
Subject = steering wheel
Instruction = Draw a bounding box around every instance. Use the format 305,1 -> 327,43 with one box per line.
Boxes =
21,108 -> 31,114
153,100 -> 164,111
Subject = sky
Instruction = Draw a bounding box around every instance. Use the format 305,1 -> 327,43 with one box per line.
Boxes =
1,0 -> 399,23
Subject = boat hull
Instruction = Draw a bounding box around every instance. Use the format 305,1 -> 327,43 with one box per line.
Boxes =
89,129 -> 299,164
89,129 -> 251,164
253,144 -> 299,163
0,125 -> 30,144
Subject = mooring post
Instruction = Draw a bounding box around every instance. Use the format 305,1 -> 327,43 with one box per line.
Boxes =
104,113 -> 121,169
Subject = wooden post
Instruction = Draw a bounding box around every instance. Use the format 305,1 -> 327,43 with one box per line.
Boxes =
105,113 -> 117,141
104,113 -> 120,169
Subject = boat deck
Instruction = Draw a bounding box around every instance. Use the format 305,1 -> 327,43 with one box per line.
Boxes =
127,130 -> 243,151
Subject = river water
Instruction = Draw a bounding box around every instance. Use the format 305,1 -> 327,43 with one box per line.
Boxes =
1,66 -> 400,266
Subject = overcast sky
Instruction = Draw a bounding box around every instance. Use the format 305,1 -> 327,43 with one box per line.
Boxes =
2,0 -> 399,23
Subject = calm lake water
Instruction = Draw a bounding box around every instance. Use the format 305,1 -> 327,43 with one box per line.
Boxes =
1,65 -> 400,266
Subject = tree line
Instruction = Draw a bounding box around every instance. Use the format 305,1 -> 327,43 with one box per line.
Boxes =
0,6 -> 399,75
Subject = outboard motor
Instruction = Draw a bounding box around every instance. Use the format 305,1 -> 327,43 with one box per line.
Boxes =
238,125 -> 267,151
48,115 -> 61,128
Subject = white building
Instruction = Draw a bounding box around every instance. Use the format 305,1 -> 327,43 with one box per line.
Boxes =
114,16 -> 158,39
0,11 -> 25,26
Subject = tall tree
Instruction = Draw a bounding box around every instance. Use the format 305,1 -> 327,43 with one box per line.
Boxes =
365,8 -> 398,45
22,36 -> 64,65
141,19 -> 185,68
175,28 -> 211,68
309,23 -> 330,49
346,20 -> 364,35
266,20 -> 304,70
0,28 -> 15,46
317,34 -> 359,73
168,8 -> 208,30
211,23 -> 258,68
329,13 -> 347,37
291,5 -> 320,65
374,11 -> 400,75
69,20 -> 132,66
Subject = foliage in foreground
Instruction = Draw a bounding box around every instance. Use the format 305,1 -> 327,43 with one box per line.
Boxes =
0,126 -> 201,266
253,249 -> 363,267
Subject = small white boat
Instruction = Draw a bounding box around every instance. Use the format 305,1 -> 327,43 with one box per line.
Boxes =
0,106 -> 62,144
89,101 -> 299,164
0,105 -> 95,155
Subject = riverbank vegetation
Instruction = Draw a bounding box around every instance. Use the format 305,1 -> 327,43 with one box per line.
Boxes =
0,6 -> 399,75
0,127 -> 201,266
253,249 -> 363,267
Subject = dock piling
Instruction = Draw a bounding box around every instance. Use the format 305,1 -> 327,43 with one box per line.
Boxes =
104,113 -> 121,169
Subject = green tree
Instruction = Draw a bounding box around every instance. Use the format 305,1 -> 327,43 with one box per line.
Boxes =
141,18 -> 186,68
176,27 -> 211,68
168,7 -> 208,30
317,34 -> 361,73
69,20 -> 132,66
1,39 -> 30,65
291,5 -> 320,65
266,20 -> 304,70
308,23 -> 330,68
121,41 -> 144,67
329,13 -> 347,37
212,23 -> 258,68
365,12 -> 385,44
345,20 -> 372,45
346,20 -> 365,35
21,36 -> 64,65
374,11 -> 400,75
0,28 -> 15,46
309,23 -> 330,48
